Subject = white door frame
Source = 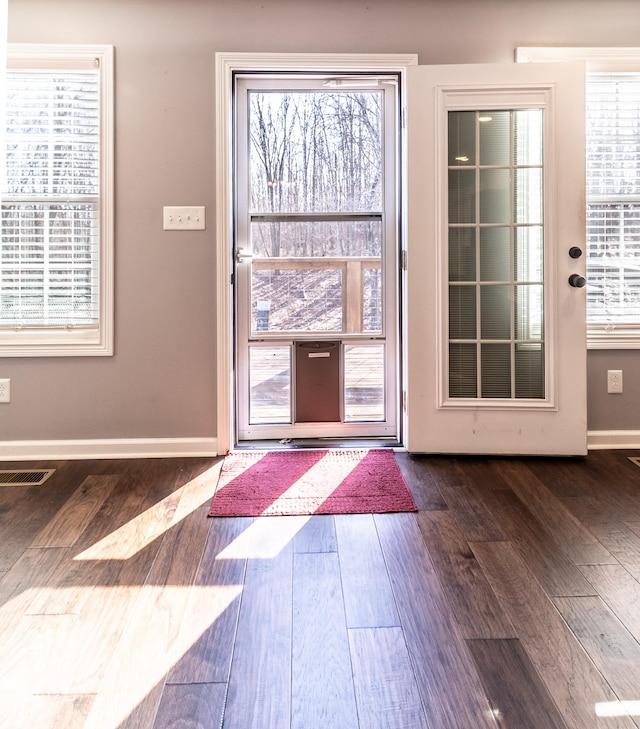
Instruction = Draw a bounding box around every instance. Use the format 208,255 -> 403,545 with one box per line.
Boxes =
215,52 -> 418,454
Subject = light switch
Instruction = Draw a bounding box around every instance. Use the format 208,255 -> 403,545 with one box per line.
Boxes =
163,206 -> 205,231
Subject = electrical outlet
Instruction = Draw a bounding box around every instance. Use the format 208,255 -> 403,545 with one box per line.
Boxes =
607,369 -> 623,394
0,379 -> 10,403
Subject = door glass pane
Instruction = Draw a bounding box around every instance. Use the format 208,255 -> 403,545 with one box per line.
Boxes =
480,169 -> 510,223
515,168 -> 543,224
251,219 -> 382,258
515,226 -> 543,282
449,228 -> 476,282
479,111 -> 510,165
480,227 -> 511,281
515,284 -> 543,340
449,169 -> 476,223
251,267 -> 343,333
250,219 -> 382,335
481,343 -> 511,398
449,285 -> 476,339
447,108 -> 545,400
481,285 -> 511,339
515,343 -> 545,398
448,111 -> 476,165
449,343 -> 477,397
514,109 -> 543,165
344,344 -> 385,422
249,346 -> 291,424
249,91 -> 382,214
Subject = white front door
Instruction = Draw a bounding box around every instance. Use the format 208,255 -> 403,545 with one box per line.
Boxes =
405,63 -> 587,455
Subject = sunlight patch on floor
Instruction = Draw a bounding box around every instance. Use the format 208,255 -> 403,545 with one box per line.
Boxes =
595,700 -> 640,717
216,514 -> 313,560
73,463 -> 222,561
82,584 -> 242,729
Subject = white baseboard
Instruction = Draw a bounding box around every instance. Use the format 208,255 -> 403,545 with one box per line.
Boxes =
1,433 -> 636,460
0,437 -> 219,461
588,430 -> 640,450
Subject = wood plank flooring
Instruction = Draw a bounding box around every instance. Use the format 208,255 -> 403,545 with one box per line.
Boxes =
1,451 -> 640,728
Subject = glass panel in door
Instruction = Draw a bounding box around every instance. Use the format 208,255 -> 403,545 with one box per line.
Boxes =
249,218 -> 383,336
447,109 -> 545,400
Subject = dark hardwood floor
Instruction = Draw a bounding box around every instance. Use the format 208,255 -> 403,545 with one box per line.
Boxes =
1,450 -> 640,728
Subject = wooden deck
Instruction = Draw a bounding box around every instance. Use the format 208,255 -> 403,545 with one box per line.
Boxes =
1,450 -> 640,728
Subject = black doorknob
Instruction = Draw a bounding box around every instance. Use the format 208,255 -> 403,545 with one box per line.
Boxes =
569,247 -> 583,259
569,274 -> 586,288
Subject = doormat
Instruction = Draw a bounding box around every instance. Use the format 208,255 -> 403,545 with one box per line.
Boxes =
208,449 -> 417,517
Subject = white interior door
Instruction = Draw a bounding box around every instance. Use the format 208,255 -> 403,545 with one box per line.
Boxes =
405,62 -> 587,455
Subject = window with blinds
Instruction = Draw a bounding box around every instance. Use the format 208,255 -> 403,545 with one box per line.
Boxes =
586,73 -> 640,327
1,45 -> 113,356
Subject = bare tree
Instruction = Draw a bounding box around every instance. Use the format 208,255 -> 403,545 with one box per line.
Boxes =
249,90 -> 383,258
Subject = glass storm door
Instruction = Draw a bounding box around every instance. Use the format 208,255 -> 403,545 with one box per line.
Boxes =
235,76 -> 399,442
406,63 -> 588,455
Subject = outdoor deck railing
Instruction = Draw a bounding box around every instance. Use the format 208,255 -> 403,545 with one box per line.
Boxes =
252,256 -> 382,334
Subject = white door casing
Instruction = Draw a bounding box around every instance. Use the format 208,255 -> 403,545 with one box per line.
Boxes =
405,63 -> 587,455
215,53 -> 417,453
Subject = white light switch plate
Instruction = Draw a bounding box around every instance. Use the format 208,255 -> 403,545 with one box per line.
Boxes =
163,206 -> 205,230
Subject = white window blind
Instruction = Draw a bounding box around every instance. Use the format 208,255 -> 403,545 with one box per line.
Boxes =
1,44 -> 113,356
586,73 -> 640,326
2,69 -> 100,327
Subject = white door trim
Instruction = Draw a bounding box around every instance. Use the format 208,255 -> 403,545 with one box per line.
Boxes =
215,52 -> 418,454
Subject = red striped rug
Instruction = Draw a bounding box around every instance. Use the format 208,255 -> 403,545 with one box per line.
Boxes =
208,449 -> 417,517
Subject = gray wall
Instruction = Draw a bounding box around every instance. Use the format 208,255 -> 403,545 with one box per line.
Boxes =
4,0 -> 640,444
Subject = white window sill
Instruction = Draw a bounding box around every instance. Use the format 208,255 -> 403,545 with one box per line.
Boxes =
0,327 -> 112,357
588,325 -> 640,350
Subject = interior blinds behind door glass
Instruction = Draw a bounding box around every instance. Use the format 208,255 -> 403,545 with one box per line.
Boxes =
2,70 -> 101,327
448,109 -> 545,400
586,74 -> 640,324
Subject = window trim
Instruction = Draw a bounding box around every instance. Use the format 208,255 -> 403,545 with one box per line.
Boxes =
1,43 -> 114,357
517,46 -> 640,349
